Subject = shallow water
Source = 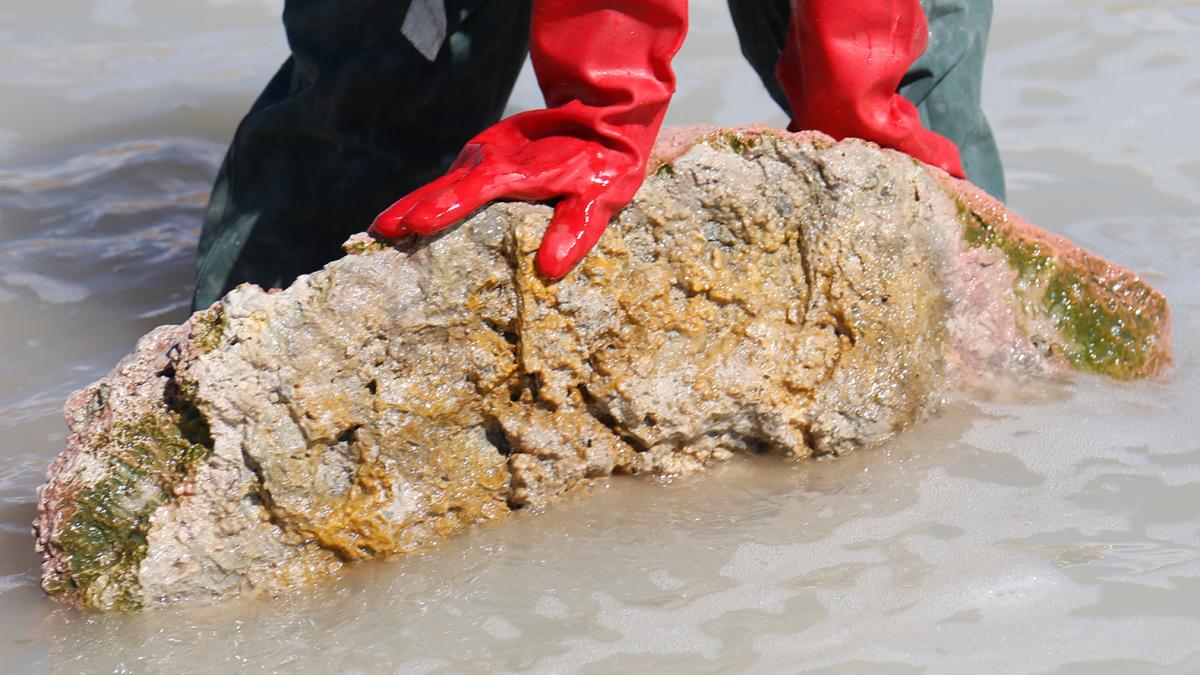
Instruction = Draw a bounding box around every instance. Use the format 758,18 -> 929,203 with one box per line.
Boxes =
2,0 -> 1199,672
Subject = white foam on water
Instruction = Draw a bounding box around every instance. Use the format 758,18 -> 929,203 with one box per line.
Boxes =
1,272 -> 90,304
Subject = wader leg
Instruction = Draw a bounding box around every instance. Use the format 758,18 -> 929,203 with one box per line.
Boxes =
900,0 -> 1005,201
193,0 -> 533,310
725,0 -> 1005,201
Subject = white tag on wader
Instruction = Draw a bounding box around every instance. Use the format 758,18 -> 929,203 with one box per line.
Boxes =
401,0 -> 449,62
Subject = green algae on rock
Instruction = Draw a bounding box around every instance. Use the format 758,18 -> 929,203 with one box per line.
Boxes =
955,187 -> 1170,379
48,412 -> 211,610
35,324 -> 220,611
189,306 -> 227,356
34,127 -> 1172,610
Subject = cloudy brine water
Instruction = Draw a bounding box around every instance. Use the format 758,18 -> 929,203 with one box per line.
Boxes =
1,0 -> 1199,671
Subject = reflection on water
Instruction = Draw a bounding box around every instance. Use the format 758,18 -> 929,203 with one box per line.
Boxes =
2,0 -> 1199,672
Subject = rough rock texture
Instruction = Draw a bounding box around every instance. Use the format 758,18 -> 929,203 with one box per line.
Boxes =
35,127 -> 1172,610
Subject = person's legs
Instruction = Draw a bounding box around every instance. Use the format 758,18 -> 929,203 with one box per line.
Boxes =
193,0 -> 533,310
725,0 -> 1005,201
900,0 -> 1004,201
725,0 -> 792,117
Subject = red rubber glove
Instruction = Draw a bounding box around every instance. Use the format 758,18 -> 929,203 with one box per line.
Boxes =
776,0 -> 966,178
370,0 -> 688,278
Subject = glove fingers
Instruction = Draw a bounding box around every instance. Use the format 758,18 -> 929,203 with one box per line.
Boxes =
370,142 -> 526,237
398,167 -> 523,235
369,166 -> 474,237
535,195 -> 614,279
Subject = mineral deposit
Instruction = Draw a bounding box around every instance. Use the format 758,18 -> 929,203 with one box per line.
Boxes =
35,127 -> 1171,609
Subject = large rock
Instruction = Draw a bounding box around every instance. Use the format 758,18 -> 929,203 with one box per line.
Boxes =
34,127 -> 1171,610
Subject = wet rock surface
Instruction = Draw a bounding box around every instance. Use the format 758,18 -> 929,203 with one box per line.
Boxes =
34,128 -> 1172,610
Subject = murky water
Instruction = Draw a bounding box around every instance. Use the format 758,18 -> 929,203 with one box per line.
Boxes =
2,1 -> 1199,672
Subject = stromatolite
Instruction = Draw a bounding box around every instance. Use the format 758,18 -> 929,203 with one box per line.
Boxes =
34,127 -> 1171,610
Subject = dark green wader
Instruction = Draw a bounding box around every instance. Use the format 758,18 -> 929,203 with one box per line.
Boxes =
192,0 -> 533,310
193,0 -> 1005,310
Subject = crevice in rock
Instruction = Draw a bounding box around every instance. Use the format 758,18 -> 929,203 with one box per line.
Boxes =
160,371 -> 214,454
800,426 -> 819,456
481,417 -> 514,457
508,372 -> 550,409
239,447 -> 270,504
525,373 -> 543,402
828,306 -> 856,345
237,443 -> 308,551
483,318 -> 520,345
746,437 -> 772,455
158,355 -> 214,468
335,424 -> 361,446
577,384 -> 650,453
477,417 -> 528,510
